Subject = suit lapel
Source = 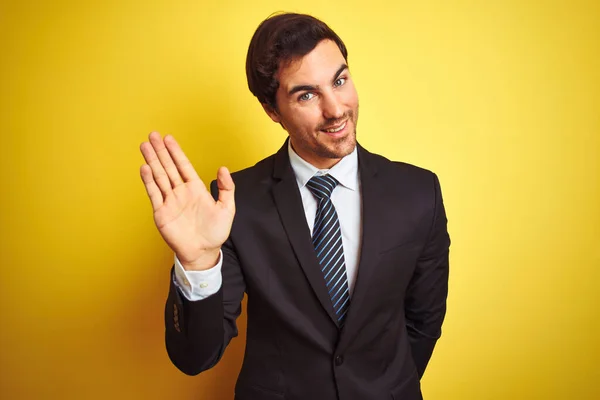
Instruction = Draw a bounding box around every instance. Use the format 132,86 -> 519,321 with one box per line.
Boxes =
271,141 -> 340,326
338,145 -> 385,348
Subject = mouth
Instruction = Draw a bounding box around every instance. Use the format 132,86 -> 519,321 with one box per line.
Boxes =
320,119 -> 348,137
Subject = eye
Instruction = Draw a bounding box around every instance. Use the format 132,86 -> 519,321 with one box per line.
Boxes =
334,77 -> 347,87
299,92 -> 315,101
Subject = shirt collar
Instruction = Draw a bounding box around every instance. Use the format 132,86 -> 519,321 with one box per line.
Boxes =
287,139 -> 359,191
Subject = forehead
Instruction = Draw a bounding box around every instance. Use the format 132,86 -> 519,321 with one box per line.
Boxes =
277,39 -> 346,90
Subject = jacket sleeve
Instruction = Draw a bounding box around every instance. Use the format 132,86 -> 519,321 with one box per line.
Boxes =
405,172 -> 450,378
164,179 -> 246,375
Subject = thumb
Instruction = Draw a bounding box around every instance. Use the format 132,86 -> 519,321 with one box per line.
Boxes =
216,166 -> 235,211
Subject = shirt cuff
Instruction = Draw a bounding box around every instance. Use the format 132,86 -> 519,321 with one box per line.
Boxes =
173,251 -> 223,301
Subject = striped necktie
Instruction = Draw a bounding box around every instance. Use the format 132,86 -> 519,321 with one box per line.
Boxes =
306,174 -> 350,327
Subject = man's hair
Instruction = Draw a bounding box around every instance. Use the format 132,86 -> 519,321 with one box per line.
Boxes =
246,12 -> 348,110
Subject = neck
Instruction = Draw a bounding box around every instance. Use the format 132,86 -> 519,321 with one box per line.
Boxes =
289,141 -> 344,170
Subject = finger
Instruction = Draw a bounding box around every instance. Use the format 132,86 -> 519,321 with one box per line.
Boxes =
216,167 -> 235,211
163,135 -> 201,183
148,132 -> 184,188
140,164 -> 163,211
140,139 -> 172,198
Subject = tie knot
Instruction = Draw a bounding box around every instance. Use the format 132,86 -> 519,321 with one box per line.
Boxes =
307,174 -> 339,200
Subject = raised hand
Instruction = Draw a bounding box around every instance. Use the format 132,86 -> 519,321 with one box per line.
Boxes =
139,132 -> 235,270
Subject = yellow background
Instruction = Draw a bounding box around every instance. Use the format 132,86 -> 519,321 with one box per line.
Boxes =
1,0 -> 598,399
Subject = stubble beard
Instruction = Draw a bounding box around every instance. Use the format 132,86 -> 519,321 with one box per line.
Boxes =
313,129 -> 356,159
313,107 -> 359,160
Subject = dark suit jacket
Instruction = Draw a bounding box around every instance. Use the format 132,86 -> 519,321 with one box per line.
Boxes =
165,140 -> 450,400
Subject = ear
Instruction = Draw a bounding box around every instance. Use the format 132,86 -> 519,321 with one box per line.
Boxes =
261,103 -> 281,123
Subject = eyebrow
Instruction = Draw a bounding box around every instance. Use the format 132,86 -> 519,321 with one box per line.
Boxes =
287,64 -> 349,96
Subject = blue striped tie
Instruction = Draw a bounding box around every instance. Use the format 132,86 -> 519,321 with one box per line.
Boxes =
306,174 -> 350,326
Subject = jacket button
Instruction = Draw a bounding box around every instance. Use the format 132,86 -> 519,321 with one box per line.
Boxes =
335,355 -> 344,366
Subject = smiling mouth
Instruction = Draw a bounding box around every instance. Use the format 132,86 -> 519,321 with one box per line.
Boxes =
321,120 -> 347,133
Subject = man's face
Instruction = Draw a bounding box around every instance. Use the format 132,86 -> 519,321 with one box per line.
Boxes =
264,39 -> 359,169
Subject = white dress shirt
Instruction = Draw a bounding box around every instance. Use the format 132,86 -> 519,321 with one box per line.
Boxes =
174,141 -> 362,301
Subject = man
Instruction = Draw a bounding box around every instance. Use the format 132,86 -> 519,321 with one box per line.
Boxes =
140,12 -> 450,400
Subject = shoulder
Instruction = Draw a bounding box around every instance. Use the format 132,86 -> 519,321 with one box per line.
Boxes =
230,153 -> 276,187
360,145 -> 438,186
208,152 -> 277,201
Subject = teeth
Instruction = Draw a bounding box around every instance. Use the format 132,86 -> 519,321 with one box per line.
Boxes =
324,121 -> 346,133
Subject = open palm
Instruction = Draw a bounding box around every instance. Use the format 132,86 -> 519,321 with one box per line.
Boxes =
139,132 -> 235,270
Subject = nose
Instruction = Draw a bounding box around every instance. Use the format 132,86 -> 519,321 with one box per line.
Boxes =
321,91 -> 344,120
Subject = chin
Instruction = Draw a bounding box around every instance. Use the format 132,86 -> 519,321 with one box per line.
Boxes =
323,134 -> 356,159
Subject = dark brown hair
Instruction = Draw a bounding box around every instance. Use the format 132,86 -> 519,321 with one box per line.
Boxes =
246,12 -> 348,110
